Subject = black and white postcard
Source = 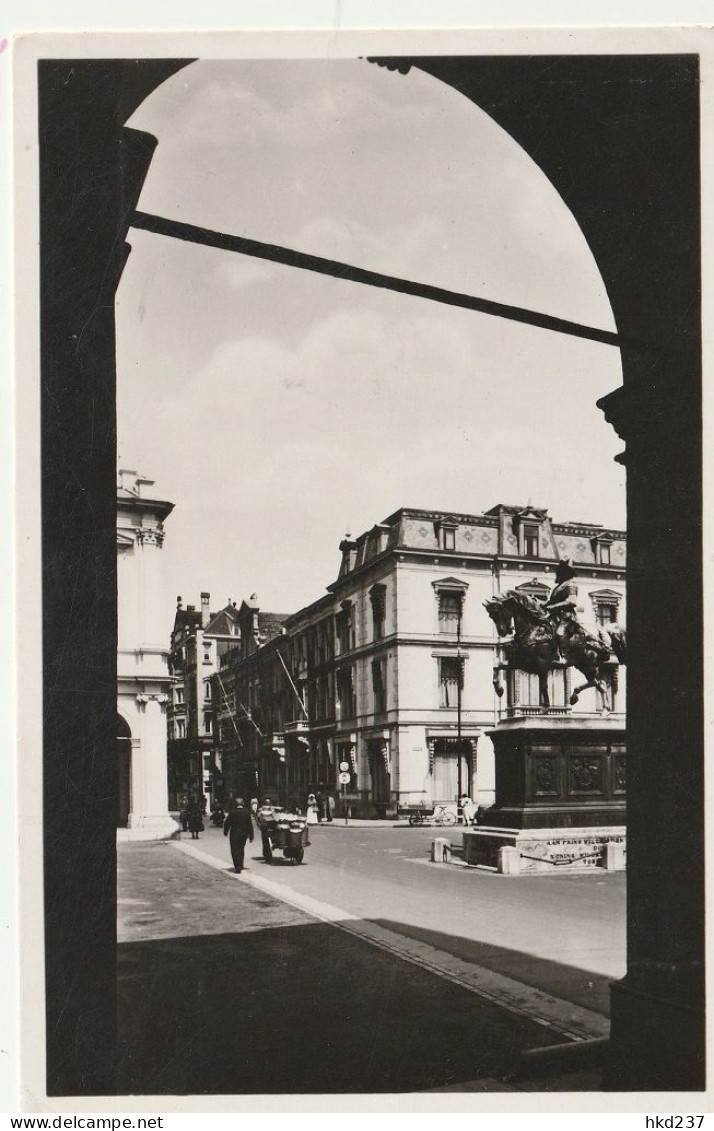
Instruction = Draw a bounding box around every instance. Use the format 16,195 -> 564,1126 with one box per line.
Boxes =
12,24 -> 712,1115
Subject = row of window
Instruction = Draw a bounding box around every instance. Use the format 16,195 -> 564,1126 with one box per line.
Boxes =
312,656 -> 460,719
172,682 -> 212,706
212,641 -> 621,737
171,712 -> 213,740
438,518 -> 617,565
291,582 -> 618,664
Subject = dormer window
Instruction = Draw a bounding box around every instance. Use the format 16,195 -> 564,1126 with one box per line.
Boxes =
523,524 -> 539,558
434,517 -> 458,552
512,507 -> 547,558
591,534 -> 614,566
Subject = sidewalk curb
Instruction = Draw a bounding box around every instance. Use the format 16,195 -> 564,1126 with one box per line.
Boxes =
173,839 -> 610,1045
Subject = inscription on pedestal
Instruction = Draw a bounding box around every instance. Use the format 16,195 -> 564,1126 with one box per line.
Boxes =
463,826 -> 627,873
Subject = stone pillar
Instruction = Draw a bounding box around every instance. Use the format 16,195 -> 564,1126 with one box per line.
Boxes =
137,521 -> 168,648
599,353 -> 704,1089
431,837 -> 451,863
498,846 -> 521,875
127,694 -> 176,838
117,482 -> 176,841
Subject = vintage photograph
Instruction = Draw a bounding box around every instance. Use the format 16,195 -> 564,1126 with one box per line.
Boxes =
16,28 -> 705,1107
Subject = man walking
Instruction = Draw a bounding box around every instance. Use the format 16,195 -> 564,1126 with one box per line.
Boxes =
223,797 -> 254,873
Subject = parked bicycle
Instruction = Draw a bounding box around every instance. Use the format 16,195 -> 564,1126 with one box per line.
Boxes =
398,803 -> 457,827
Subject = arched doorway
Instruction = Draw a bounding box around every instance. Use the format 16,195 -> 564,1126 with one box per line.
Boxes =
117,714 -> 132,828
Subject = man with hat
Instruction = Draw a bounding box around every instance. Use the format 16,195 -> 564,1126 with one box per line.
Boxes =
543,558 -> 580,659
223,797 -> 254,873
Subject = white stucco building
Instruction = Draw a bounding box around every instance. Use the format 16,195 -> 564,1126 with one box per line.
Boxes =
117,470 -> 177,839
214,503 -> 626,818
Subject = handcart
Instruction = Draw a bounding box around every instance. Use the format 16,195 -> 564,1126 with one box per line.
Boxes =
259,812 -> 309,864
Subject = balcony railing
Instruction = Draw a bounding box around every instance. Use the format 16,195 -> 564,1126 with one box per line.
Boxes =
284,718 -> 310,735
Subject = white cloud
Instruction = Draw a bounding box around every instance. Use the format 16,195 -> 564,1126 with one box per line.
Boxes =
130,58 -> 614,329
119,59 -> 625,623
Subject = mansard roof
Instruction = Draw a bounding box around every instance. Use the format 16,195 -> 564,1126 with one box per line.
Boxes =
205,605 -> 240,637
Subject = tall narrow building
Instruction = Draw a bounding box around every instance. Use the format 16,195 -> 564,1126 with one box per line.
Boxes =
116,470 -> 177,839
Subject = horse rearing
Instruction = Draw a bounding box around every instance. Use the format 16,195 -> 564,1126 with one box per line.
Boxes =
484,590 -> 625,712
484,591 -> 558,710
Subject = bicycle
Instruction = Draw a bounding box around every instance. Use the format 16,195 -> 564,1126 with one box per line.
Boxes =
433,804 -> 457,827
400,803 -> 458,827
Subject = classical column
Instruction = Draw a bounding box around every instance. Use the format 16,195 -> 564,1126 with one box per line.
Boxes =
127,693 -> 176,838
118,481 -> 177,840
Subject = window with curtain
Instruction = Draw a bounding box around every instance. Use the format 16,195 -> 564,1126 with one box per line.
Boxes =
438,590 -> 463,633
439,656 -> 464,707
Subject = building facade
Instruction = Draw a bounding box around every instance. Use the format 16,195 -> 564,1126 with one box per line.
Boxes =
166,594 -> 242,811
212,503 -> 626,818
117,470 -> 177,839
210,596 -> 291,805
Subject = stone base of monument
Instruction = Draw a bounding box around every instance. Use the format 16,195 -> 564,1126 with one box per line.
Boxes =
463,824 -> 626,874
463,714 -> 627,874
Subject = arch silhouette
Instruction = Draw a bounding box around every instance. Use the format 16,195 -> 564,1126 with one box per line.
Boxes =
117,714 -> 132,829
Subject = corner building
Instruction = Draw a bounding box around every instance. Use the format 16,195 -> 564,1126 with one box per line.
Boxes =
166,594 -> 242,811
215,503 -> 626,818
116,471 -> 177,839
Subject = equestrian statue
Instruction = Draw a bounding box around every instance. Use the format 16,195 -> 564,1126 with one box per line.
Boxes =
484,558 -> 626,712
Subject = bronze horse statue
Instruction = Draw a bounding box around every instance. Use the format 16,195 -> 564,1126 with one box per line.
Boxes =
483,590 -> 626,712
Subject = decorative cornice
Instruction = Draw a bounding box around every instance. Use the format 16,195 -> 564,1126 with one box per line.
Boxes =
431,576 -> 470,592
136,526 -> 165,548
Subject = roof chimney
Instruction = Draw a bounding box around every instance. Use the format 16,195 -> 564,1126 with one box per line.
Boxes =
176,596 -> 183,609
200,591 -> 210,628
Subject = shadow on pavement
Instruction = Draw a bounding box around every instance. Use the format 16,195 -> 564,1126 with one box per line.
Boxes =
117,840 -> 608,1095
370,920 -> 613,1018
118,917 -> 598,1095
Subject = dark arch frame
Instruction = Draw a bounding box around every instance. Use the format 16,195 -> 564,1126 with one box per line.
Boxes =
116,714 -> 132,829
38,53 -> 702,1094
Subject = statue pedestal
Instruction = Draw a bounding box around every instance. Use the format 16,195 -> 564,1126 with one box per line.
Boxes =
464,715 -> 626,874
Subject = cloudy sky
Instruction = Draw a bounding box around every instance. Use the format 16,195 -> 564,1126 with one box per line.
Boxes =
117,58 -> 625,627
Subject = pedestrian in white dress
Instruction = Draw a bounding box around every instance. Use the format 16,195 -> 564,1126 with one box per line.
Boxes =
460,794 -> 476,826
306,793 -> 319,826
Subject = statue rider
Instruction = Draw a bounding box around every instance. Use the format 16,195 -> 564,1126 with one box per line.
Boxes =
543,558 -> 580,660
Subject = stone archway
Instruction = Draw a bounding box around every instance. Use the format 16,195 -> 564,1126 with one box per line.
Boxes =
38,52 -> 702,1094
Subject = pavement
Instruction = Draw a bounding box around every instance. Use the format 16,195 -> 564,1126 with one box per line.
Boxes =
117,823 -> 626,1096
